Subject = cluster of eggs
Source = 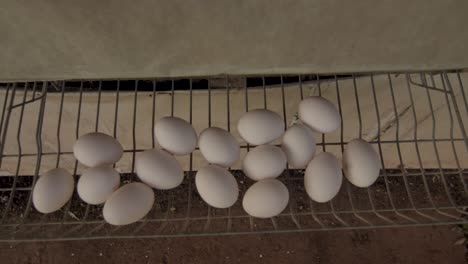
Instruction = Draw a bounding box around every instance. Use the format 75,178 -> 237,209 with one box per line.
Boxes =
32,96 -> 381,225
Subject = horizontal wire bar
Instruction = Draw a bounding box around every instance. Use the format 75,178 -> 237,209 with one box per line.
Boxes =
1,137 -> 465,159
0,205 -> 465,228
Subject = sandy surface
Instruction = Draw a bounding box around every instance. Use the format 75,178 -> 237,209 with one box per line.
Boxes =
0,226 -> 465,264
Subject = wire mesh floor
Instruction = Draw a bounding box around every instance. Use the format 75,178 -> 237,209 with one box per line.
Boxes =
0,71 -> 467,241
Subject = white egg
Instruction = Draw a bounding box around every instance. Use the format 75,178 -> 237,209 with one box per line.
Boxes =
304,152 -> 342,203
281,124 -> 316,168
237,109 -> 285,145
103,182 -> 154,226
195,165 -> 239,208
242,179 -> 289,218
73,132 -> 123,167
154,116 -> 197,155
198,127 -> 240,167
242,145 -> 287,181
135,149 -> 184,190
298,96 -> 341,133
343,139 -> 381,187
77,166 -> 120,205
32,168 -> 74,214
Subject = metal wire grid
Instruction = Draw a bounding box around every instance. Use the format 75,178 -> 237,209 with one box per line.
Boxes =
0,71 -> 467,241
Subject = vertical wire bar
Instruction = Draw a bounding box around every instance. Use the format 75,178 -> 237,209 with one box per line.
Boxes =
335,76 -> 372,226
262,77 -> 267,109
0,84 -> 11,157
14,82 -> 49,239
244,78 -> 254,231
113,81 -> 120,140
353,76 -> 395,225
58,82 -> 88,239
280,76 -> 301,229
225,77 -> 233,232
431,73 -> 468,215
353,76 -> 363,137
456,72 -> 468,117
1,84 -> 28,223
406,74 -> 461,220
55,82 -> 65,168
131,80 -> 138,175
171,80 -> 175,117
95,81 -> 102,132
352,74 -> 395,225
61,82 -> 88,238
31,82 -> 38,100
204,80 -> 212,231
19,82 -> 48,222
370,75 -> 418,224
444,73 -> 468,151
151,80 -> 157,149
132,81 -> 159,236
424,74 -> 468,216
299,75 -> 304,100
298,75 -> 324,227
442,74 -> 468,195
111,80 -> 120,171
0,84 -> 16,167
57,81 -> 93,237
54,82 -> 69,239
157,80 -> 176,234
317,76 -> 349,227
389,75 -> 435,221
181,79 -> 194,233
308,75 -> 324,228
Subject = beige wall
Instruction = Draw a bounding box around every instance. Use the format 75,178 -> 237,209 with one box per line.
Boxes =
1,1 -> 468,81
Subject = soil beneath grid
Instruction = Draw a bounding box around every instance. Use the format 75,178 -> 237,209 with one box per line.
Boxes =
0,226 -> 466,264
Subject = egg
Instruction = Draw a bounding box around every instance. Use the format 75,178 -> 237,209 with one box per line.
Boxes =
304,152 -> 342,203
135,149 -> 184,190
298,96 -> 341,133
195,165 -> 239,208
242,145 -> 287,181
198,127 -> 240,167
77,166 -> 120,205
73,132 -> 123,167
281,124 -> 316,168
154,116 -> 197,155
237,109 -> 285,145
32,168 -> 74,214
103,182 -> 154,226
343,138 -> 381,187
242,179 -> 289,218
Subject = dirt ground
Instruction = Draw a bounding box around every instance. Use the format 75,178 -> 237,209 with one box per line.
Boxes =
0,226 -> 465,264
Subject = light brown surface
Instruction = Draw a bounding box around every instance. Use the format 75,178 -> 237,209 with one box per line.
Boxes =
0,227 -> 465,264
1,1 -> 468,80
1,73 -> 467,176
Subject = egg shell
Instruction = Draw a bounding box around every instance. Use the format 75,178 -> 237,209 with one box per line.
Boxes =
77,166 -> 120,205
343,139 -> 381,188
103,182 -> 155,226
198,127 -> 240,167
237,109 -> 285,145
242,179 -> 289,218
304,152 -> 342,203
135,149 -> 184,190
281,124 -> 316,168
298,96 -> 341,133
242,145 -> 287,181
73,132 -> 123,167
195,165 -> 239,208
33,168 -> 74,214
154,116 -> 197,155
